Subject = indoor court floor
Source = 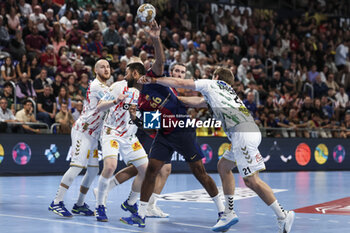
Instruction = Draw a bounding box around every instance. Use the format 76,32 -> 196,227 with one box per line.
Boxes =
0,171 -> 349,233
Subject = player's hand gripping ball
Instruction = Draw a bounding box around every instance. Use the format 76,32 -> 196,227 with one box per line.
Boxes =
137,3 -> 156,24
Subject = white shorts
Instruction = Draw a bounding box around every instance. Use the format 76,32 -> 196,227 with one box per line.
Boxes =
70,128 -> 99,168
101,133 -> 148,168
223,128 -> 266,178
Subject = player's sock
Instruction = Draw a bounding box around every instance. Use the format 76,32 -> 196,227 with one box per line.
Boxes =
148,193 -> 159,207
269,200 -> 286,219
224,195 -> 234,213
127,190 -> 139,205
107,176 -> 120,192
54,186 -> 68,205
96,176 -> 109,207
76,188 -> 87,206
212,194 -> 225,213
76,166 -> 99,206
54,166 -> 82,204
138,201 -> 148,219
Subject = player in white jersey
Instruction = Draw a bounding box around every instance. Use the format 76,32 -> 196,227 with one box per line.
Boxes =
49,59 -> 112,217
94,81 -> 148,222
139,67 -> 295,233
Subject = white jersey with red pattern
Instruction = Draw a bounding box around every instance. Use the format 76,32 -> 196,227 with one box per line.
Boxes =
102,81 -> 139,138
73,78 -> 109,139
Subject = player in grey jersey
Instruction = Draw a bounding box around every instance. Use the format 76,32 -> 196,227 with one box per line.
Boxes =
139,67 -> 295,233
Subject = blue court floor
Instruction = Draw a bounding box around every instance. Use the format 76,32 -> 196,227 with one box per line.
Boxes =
0,171 -> 349,233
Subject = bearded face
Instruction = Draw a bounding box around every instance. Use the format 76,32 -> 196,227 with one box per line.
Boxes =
95,60 -> 111,81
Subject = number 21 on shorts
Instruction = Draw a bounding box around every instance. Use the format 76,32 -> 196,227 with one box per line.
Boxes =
242,167 -> 251,176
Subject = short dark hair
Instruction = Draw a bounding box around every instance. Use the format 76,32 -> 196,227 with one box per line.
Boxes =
3,82 -> 13,88
127,62 -> 146,75
23,99 -> 32,105
170,62 -> 186,72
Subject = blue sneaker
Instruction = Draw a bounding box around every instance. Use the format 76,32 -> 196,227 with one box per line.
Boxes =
95,205 -> 108,222
48,201 -> 73,217
120,213 -> 145,228
121,200 -> 138,214
72,203 -> 94,216
212,212 -> 239,232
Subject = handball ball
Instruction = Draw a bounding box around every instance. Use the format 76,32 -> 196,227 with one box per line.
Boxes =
137,3 -> 156,23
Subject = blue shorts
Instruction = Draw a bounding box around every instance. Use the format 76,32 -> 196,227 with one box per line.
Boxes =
149,129 -> 204,163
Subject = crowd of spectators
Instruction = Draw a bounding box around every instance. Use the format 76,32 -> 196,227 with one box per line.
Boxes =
0,0 -> 349,138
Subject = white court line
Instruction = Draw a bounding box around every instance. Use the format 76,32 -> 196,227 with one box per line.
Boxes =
256,213 -> 266,216
204,208 -> 215,211
189,207 -> 200,210
309,218 -> 320,221
328,220 -> 339,223
171,221 -> 239,231
0,214 -> 148,233
18,195 -> 29,198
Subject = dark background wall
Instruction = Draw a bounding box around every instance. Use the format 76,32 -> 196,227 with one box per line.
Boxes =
0,134 -> 348,175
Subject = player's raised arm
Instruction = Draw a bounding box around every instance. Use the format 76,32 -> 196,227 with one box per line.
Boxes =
178,96 -> 207,108
146,20 -> 164,76
138,76 -> 196,90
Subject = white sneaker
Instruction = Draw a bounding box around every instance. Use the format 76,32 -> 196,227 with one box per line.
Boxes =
93,188 -> 108,206
212,212 -> 239,232
146,205 -> 169,218
278,211 -> 295,233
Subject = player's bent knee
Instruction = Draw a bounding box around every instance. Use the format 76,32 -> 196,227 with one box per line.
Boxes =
189,161 -> 206,174
160,164 -> 171,177
243,175 -> 259,190
146,164 -> 161,177
217,160 -> 230,174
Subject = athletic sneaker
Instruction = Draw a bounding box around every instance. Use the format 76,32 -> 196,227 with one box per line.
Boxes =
93,188 -> 107,206
48,201 -> 73,217
217,211 -> 224,222
212,212 -> 239,232
278,210 -> 295,233
71,203 -> 94,216
146,205 -> 169,218
120,213 -> 145,228
121,200 -> 138,214
95,205 -> 108,222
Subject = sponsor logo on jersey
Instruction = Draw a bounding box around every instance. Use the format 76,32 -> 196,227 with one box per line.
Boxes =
132,141 -> 142,151
93,149 -> 99,158
110,140 -> 119,149
255,153 -> 263,163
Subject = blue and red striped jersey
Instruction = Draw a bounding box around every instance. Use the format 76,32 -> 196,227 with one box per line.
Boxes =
138,69 -> 189,134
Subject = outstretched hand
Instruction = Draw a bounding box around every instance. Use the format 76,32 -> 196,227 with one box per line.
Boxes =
145,20 -> 161,39
138,76 -> 152,84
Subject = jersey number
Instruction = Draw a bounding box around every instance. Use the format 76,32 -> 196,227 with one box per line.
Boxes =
150,97 -> 162,108
242,167 -> 251,176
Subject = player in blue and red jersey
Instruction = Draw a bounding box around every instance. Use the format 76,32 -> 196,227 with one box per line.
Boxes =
119,20 -> 224,228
